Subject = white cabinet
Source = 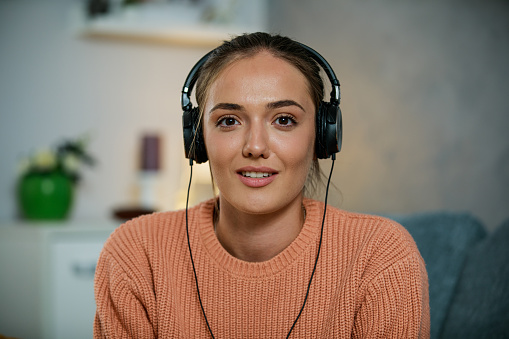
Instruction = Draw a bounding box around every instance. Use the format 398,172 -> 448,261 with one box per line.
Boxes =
0,221 -> 118,339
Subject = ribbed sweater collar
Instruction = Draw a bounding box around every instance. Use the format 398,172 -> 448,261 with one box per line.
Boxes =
196,198 -> 324,279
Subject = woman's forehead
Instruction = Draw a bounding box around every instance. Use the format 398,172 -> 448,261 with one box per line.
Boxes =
207,52 -> 313,105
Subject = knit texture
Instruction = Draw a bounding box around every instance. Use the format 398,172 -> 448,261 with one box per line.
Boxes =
94,199 -> 430,338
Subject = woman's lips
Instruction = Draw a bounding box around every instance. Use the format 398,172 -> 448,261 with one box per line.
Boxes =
236,167 -> 278,188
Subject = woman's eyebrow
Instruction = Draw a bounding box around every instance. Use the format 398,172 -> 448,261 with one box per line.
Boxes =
209,103 -> 243,114
266,100 -> 306,112
208,100 -> 305,114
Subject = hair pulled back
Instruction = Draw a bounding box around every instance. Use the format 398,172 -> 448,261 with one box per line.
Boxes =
195,32 -> 327,198
195,32 -> 324,113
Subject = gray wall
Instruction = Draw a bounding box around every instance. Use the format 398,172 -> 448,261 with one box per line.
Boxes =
269,0 -> 509,230
1,0 -> 508,230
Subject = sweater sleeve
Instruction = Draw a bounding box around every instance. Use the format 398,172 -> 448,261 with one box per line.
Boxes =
93,227 -> 157,339
353,251 -> 430,338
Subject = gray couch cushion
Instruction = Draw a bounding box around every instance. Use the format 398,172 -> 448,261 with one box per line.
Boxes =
440,218 -> 509,339
388,212 -> 486,339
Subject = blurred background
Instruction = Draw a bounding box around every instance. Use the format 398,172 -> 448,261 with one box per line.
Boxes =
0,0 -> 508,338
1,0 -> 508,230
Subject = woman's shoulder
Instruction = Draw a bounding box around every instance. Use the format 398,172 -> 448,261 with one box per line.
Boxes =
103,200 -> 211,255
334,206 -> 415,245
304,199 -> 421,261
95,200 -> 215,286
109,209 -> 183,241
345,209 -> 418,253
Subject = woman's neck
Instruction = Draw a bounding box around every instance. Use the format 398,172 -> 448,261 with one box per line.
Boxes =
214,195 -> 305,262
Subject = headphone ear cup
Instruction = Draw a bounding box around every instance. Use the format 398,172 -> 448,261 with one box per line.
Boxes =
182,107 -> 208,163
315,102 -> 326,159
315,101 -> 342,159
334,106 -> 343,153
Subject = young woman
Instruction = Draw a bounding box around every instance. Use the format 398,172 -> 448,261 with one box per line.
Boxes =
94,32 -> 430,338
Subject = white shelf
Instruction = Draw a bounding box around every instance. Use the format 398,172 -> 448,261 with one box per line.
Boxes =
72,1 -> 268,47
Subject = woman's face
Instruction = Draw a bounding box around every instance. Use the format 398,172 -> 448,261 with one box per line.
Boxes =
203,51 -> 316,215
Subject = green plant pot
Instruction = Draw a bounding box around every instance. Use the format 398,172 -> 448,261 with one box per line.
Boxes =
18,172 -> 74,220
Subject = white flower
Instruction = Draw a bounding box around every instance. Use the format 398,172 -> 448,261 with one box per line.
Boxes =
33,149 -> 57,170
62,153 -> 80,173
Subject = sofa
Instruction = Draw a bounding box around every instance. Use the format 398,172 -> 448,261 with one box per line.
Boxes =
386,212 -> 509,339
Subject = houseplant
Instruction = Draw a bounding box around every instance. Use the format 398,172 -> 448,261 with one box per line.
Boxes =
17,136 -> 94,220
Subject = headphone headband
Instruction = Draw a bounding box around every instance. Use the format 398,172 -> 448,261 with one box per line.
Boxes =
181,51 -> 214,112
181,43 -> 341,112
181,39 -> 342,163
296,43 -> 340,104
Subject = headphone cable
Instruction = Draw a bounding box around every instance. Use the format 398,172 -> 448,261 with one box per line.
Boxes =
286,153 -> 335,338
186,154 -> 336,338
186,159 -> 215,337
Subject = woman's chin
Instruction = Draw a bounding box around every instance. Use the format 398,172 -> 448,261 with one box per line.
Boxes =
218,191 -> 303,216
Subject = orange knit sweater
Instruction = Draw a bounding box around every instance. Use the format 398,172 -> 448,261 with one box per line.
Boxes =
94,199 -> 430,338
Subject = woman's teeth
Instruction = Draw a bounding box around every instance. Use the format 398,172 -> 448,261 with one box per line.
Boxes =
242,171 -> 273,178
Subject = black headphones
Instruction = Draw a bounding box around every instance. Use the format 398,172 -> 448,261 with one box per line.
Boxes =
181,43 -> 342,164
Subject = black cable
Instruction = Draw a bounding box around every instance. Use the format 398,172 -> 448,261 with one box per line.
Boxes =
186,159 -> 216,338
286,153 -> 335,338
186,155 -> 336,338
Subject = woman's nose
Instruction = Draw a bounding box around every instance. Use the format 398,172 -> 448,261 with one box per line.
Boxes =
242,122 -> 270,159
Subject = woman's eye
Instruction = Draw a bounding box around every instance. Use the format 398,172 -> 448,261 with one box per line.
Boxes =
217,117 -> 239,127
274,116 -> 296,127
